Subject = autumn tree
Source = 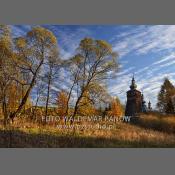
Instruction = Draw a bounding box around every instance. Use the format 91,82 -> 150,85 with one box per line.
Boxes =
31,79 -> 45,120
42,40 -> 61,123
67,38 -> 118,123
57,90 -> 69,117
78,91 -> 97,116
107,97 -> 124,117
63,55 -> 82,116
0,25 -> 18,125
157,78 -> 175,114
9,27 -> 58,122
7,83 -> 21,112
87,83 -> 111,107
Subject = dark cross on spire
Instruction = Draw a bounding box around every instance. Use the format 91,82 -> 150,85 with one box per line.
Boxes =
130,73 -> 137,90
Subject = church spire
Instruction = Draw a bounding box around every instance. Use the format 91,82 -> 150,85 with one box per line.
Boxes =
148,101 -> 152,110
130,74 -> 137,90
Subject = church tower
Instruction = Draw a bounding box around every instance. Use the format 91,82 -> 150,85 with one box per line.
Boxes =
125,76 -> 142,116
148,101 -> 152,111
141,93 -> 147,112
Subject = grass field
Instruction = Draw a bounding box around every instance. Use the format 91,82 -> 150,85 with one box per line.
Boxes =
0,113 -> 175,148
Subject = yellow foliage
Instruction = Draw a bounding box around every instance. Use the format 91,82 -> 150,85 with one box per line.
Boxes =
108,97 -> 124,117
7,83 -> 21,112
78,91 -> 97,116
27,27 -> 57,47
57,90 -> 68,116
15,37 -> 27,49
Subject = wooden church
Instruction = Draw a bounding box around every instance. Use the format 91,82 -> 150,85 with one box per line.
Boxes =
125,76 -> 151,116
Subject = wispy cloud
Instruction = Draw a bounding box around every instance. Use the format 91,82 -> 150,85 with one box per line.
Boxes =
152,52 -> 175,65
43,25 -> 93,59
11,25 -> 32,37
112,25 -> 175,57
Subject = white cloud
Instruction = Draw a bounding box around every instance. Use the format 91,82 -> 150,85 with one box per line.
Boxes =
117,67 -> 135,76
153,52 -> 175,65
11,25 -> 32,37
112,25 -> 175,57
53,27 -> 92,59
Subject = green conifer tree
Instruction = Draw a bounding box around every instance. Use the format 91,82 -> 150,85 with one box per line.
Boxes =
157,78 -> 175,114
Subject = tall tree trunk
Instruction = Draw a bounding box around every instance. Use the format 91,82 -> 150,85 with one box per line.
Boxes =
9,59 -> 44,121
64,85 -> 74,125
32,93 -> 40,122
70,93 -> 83,124
70,79 -> 92,124
2,95 -> 8,126
44,70 -> 52,124
65,71 -> 79,124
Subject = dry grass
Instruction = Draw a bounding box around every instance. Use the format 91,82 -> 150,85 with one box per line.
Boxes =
0,114 -> 175,147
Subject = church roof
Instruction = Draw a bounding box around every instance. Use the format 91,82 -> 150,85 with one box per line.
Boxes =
127,89 -> 141,93
127,76 -> 141,94
130,76 -> 137,90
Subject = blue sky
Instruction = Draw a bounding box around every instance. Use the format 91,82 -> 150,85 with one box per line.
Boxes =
11,25 -> 175,108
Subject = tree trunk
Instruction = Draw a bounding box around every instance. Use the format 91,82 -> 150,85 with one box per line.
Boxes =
32,93 -> 40,122
70,93 -> 83,124
2,94 -> 8,126
44,70 -> 52,125
9,59 -> 44,121
65,81 -> 75,116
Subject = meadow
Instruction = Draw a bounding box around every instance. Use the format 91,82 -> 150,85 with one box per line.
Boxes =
0,113 -> 175,148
